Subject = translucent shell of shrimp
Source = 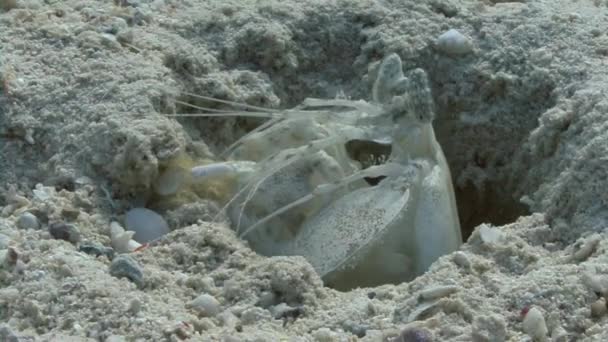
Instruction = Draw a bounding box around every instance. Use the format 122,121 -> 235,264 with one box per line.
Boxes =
168,54 -> 462,289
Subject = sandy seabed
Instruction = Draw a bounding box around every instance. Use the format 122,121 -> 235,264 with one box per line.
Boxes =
2,0 -> 608,340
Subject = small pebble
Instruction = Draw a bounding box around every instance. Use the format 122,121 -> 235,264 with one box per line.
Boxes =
452,251 -> 471,269
522,307 -> 548,341
478,225 -> 504,244
190,294 -> 221,317
418,285 -> 459,301
125,208 -> 170,243
49,222 -> 81,244
392,327 -> 433,342
109,255 -> 143,287
79,242 -> 115,260
435,29 -> 473,56
16,212 -> 40,230
128,298 -> 142,314
591,298 -> 607,317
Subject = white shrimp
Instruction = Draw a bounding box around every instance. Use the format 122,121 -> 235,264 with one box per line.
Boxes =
166,53 -> 462,289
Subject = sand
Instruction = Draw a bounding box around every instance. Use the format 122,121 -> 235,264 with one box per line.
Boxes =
2,0 -> 608,340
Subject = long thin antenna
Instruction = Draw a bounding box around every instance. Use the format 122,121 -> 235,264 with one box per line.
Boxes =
181,91 -> 281,113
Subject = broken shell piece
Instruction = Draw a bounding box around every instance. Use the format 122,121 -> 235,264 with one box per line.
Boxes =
418,285 -> 459,301
478,225 -> 505,244
522,307 -> 548,341
110,221 -> 142,253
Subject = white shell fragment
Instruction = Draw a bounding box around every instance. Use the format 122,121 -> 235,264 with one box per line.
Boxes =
436,29 -> 473,56
452,251 -> 471,269
478,224 -> 505,244
522,307 -> 548,341
110,221 -> 142,253
418,285 -> 459,301
124,208 -> 170,243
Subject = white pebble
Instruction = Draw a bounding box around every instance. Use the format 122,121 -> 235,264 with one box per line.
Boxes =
190,294 -> 221,317
436,29 -> 473,56
453,251 -> 471,269
478,225 -> 505,244
16,212 -> 40,230
124,208 -> 170,243
523,307 -> 548,341
591,298 -> 607,317
418,285 -> 459,301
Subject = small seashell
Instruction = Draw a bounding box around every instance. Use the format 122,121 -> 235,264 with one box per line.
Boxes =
522,307 -> 548,341
124,208 -> 170,243
435,29 -> 473,56
110,221 -> 141,253
418,285 -> 459,301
